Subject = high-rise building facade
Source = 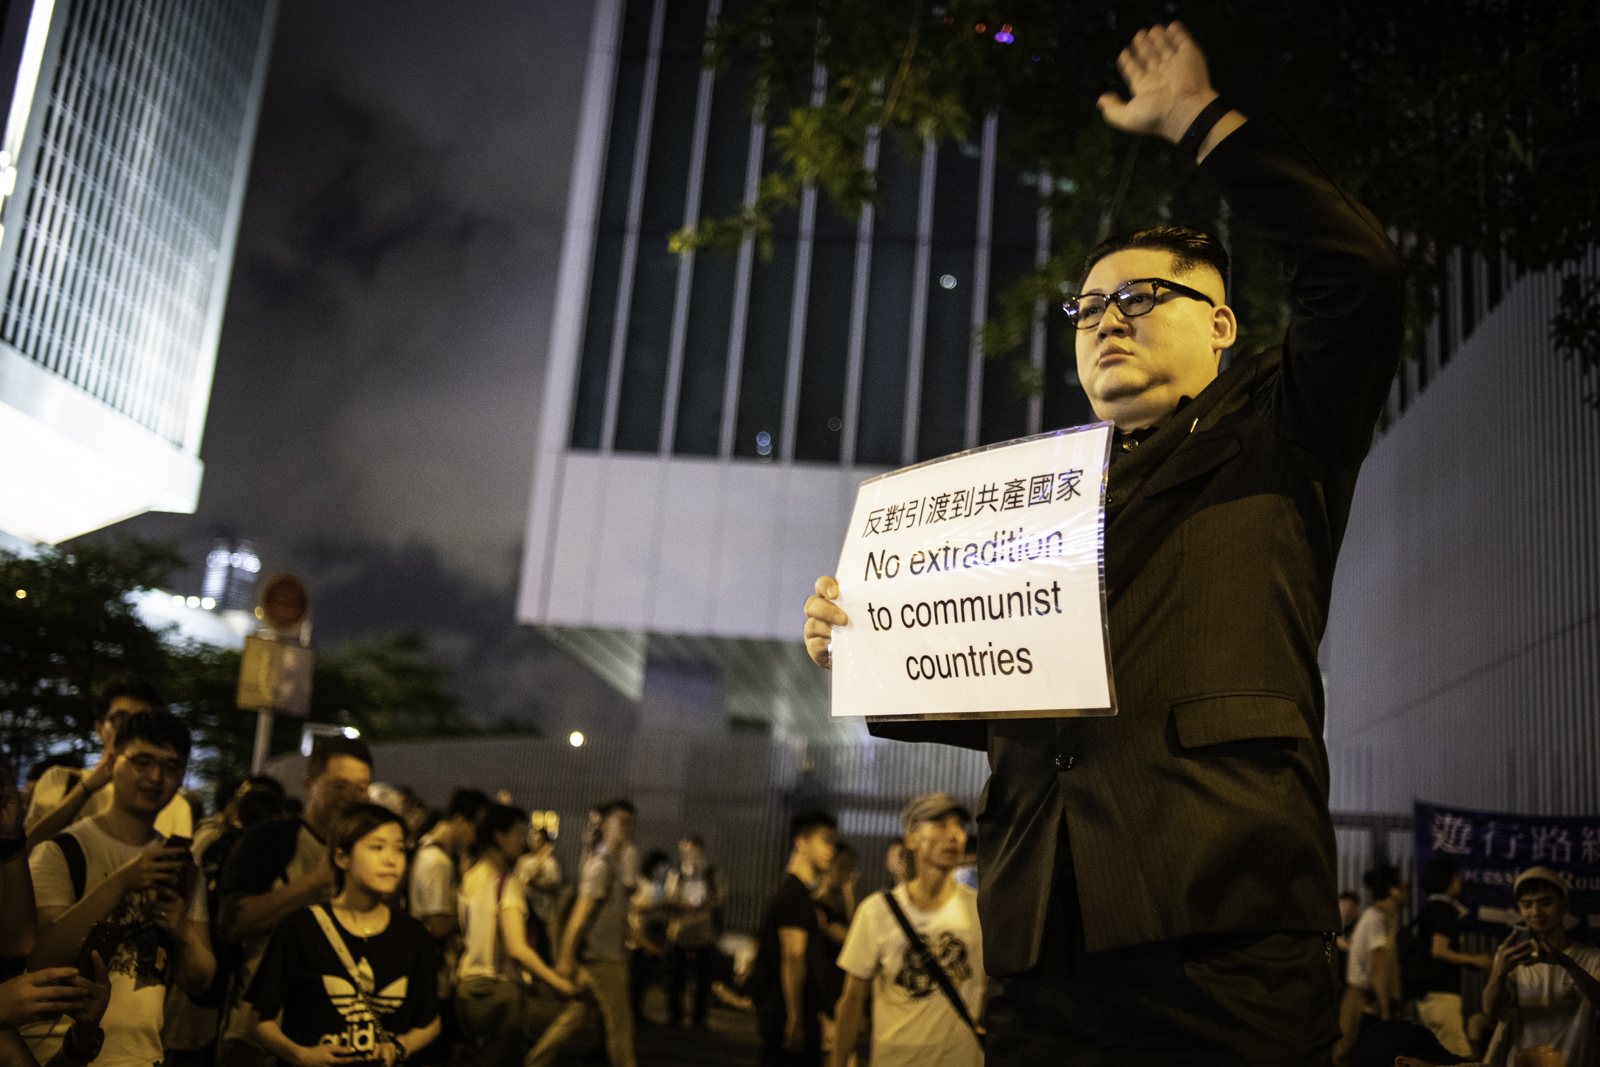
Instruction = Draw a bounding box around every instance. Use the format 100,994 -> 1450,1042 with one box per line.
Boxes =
0,0 -> 276,545
518,0 -> 1090,736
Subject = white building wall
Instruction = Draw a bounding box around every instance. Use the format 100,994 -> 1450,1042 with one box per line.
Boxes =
1324,251 -> 1600,815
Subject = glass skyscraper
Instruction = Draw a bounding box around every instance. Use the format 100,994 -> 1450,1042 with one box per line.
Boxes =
0,0 -> 276,545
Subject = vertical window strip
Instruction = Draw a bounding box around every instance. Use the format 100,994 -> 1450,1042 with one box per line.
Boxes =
962,112 -> 997,451
717,116 -> 765,459
838,129 -> 879,467
900,134 -> 936,466
1027,169 -> 1050,436
599,0 -> 667,454
778,62 -> 826,464
656,0 -> 720,455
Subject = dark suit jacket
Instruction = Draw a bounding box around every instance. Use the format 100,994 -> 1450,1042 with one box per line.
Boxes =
870,117 -> 1406,973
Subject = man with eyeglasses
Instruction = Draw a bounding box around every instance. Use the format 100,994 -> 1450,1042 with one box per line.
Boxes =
803,21 -> 1404,1063
24,710 -> 215,1067
25,676 -> 193,852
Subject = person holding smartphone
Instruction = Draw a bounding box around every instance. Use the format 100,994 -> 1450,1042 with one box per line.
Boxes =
246,804 -> 441,1067
1483,867 -> 1600,1066
22,712 -> 214,1067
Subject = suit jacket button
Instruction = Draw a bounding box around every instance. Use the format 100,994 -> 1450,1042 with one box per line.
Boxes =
1056,755 -> 1073,769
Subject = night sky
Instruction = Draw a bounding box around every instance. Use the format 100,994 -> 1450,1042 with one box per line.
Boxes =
107,0 -> 638,735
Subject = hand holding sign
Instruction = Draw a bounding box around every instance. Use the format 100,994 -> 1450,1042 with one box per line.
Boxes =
803,577 -> 846,669
822,424 -> 1117,722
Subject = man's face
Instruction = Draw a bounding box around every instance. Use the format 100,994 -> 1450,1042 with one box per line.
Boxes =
1338,897 -> 1359,925
305,755 -> 372,822
680,840 -> 704,867
907,813 -> 967,873
797,827 -> 837,874
113,739 -> 186,819
1519,888 -> 1567,935
1074,249 -> 1232,429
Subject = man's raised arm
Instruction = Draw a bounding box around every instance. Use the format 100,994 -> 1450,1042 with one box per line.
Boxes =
1103,22 -> 1406,462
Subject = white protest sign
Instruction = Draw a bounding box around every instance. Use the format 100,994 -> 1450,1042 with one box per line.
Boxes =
830,424 -> 1116,721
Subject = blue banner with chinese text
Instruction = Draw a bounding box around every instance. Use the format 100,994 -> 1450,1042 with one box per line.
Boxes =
1413,800 -> 1600,940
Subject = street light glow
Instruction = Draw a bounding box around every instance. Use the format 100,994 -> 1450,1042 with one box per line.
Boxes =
342,727 -> 360,739
14,589 -> 24,599
568,731 -> 585,748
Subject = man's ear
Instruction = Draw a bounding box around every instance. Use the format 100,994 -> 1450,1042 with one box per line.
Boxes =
1211,303 -> 1238,356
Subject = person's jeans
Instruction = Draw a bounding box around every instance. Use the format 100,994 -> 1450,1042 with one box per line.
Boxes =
986,930 -> 1340,1066
666,944 -> 718,1025
455,977 -> 524,1067
524,961 -> 635,1067
1413,991 -> 1473,1057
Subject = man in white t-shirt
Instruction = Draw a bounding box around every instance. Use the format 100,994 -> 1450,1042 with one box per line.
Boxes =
25,677 -> 192,851
1483,866 -> 1600,1067
832,793 -> 984,1067
24,710 -> 214,1067
1336,865 -> 1406,1066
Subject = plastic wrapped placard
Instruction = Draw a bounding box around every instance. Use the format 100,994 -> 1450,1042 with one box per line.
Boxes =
830,423 -> 1117,721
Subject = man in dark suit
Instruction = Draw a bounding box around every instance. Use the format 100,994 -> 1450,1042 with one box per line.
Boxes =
802,22 -> 1405,1064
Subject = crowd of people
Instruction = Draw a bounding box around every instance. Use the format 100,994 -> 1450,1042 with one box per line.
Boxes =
1,674 -> 1597,1067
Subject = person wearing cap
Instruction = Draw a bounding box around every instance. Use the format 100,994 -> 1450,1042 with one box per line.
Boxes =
1348,1020 -> 1484,1067
1482,867 -> 1600,1066
829,794 -> 984,1067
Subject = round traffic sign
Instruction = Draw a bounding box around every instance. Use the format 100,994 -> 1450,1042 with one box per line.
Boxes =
260,574 -> 309,630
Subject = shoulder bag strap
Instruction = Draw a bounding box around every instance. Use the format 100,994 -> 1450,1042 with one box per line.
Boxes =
310,906 -> 400,1047
880,891 -> 983,1047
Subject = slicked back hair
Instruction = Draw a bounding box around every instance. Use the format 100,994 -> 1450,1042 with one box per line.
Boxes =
1083,226 -> 1229,294
93,675 -> 164,721
307,735 -> 373,780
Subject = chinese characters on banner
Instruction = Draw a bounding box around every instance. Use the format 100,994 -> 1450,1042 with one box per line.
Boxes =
1413,800 -> 1600,937
830,424 -> 1115,721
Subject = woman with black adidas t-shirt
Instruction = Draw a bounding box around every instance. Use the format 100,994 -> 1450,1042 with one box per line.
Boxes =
247,803 -> 441,1067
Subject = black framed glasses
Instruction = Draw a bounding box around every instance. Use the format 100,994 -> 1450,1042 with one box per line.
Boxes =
126,753 -> 187,780
1062,277 -> 1215,331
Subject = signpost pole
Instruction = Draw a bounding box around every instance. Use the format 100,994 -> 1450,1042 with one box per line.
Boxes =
252,708 -> 274,774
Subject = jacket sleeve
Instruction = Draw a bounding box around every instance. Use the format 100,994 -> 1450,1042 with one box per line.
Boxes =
866,718 -> 988,751
1199,116 -> 1407,463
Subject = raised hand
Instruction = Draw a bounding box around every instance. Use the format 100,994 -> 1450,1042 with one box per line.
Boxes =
0,968 -> 91,1028
1097,22 -> 1218,144
118,848 -> 184,893
1492,930 -> 1539,975
804,575 -> 847,669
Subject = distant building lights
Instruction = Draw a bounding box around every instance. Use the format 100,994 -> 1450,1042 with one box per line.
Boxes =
342,726 -> 360,739
569,731 -> 585,748
186,596 -> 200,608
200,597 -> 216,610
173,594 -> 185,606
995,24 -> 1014,43
939,274 -> 958,289
756,430 -> 773,457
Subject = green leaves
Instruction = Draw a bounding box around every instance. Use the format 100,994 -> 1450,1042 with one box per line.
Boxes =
678,0 -> 1600,405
